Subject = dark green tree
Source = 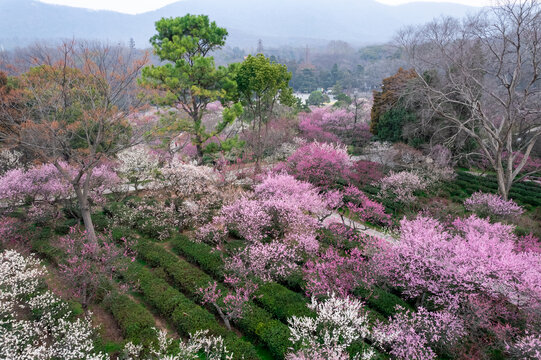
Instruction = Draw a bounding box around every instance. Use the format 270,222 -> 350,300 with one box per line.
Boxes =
235,54 -> 295,165
306,90 -> 329,106
141,15 -> 241,161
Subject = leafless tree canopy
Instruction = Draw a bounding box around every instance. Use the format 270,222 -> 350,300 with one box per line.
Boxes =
399,0 -> 541,199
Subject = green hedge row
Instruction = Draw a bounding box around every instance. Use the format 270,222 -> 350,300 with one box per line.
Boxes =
136,239 -> 291,359
353,286 -> 411,318
103,292 -> 157,347
123,262 -> 259,360
170,235 -> 313,321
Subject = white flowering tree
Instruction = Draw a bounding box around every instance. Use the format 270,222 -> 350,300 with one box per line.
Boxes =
117,145 -> 160,192
0,250 -> 108,360
286,294 -> 375,360
123,328 -> 233,360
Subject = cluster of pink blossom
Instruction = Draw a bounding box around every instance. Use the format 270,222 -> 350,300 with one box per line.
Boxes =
371,214 -> 541,356
225,241 -> 300,283
464,191 -> 524,219
197,173 -> 339,284
276,141 -> 353,189
372,306 -> 465,360
57,227 -> 135,308
0,161 -> 120,213
0,216 -> 21,246
350,160 -> 385,186
304,247 -> 373,298
342,185 -> 391,226
298,108 -> 371,149
378,170 -> 427,204
198,280 -> 258,331
373,215 -> 541,311
515,233 -> 541,254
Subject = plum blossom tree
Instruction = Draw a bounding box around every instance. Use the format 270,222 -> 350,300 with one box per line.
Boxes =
464,191 -> 524,220
117,145 -> 160,192
197,280 -> 258,331
123,328 -> 233,360
57,227 -> 135,308
0,250 -> 108,359
378,170 -> 427,204
303,247 -> 373,298
0,41 -> 149,243
372,306 -> 465,360
373,215 -> 541,311
276,141 -> 353,189
287,294 -> 375,360
341,185 -> 391,227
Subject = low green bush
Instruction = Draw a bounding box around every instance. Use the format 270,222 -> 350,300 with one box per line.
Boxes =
104,292 -> 157,347
353,286 -> 411,318
123,262 -> 258,360
137,239 -> 291,359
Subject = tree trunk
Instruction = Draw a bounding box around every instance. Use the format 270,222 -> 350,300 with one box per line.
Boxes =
74,184 -> 98,244
213,302 -> 231,331
496,165 -> 510,200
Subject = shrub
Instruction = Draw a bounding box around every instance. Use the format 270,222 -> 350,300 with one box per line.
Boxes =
104,292 -> 157,347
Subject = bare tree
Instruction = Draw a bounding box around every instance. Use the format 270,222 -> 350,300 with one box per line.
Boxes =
0,40 -> 149,242
399,0 -> 541,199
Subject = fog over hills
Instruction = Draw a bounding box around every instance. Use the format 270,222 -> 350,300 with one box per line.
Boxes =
0,0 -> 478,49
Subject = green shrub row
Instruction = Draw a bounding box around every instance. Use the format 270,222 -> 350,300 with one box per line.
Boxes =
103,292 -> 157,347
123,262 -> 259,360
136,239 -> 291,359
353,286 -> 411,318
170,235 -> 313,321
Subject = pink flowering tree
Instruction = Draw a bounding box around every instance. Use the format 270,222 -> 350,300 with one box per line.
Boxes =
298,108 -> 372,150
197,173 -> 338,283
303,247 -> 374,299
0,217 -> 22,247
276,141 -> 353,189
378,170 -> 427,204
0,162 -> 120,222
372,214 -> 541,355
464,191 -> 524,220
341,185 -> 392,227
373,215 -> 541,311
198,280 -> 258,331
350,160 -> 385,186
372,306 -> 465,360
57,227 -> 135,308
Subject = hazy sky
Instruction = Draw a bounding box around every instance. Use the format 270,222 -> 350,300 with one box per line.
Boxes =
39,0 -> 493,15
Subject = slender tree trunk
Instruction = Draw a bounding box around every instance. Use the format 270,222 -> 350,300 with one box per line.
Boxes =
73,183 -> 98,244
213,302 -> 231,331
496,165 -> 510,200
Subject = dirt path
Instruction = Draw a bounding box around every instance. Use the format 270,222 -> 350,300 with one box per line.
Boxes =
324,212 -> 396,242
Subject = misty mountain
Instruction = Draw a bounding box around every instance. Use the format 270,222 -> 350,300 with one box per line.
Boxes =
0,0 -> 479,49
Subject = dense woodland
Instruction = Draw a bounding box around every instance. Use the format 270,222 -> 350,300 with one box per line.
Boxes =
0,1 -> 541,359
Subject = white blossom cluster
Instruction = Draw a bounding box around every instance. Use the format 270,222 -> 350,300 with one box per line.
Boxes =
123,328 -> 233,360
0,149 -> 22,175
117,145 -> 160,190
0,250 -> 108,360
287,293 -> 375,360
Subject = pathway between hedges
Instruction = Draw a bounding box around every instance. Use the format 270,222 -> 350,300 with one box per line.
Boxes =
325,212 -> 396,242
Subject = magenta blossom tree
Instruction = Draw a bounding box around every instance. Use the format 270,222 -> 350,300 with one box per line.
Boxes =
303,247 -> 373,298
275,141 -> 353,189
464,191 -> 524,220
198,280 -> 258,331
57,227 -> 135,308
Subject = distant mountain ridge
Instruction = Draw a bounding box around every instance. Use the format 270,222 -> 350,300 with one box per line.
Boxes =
0,0 -> 479,49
